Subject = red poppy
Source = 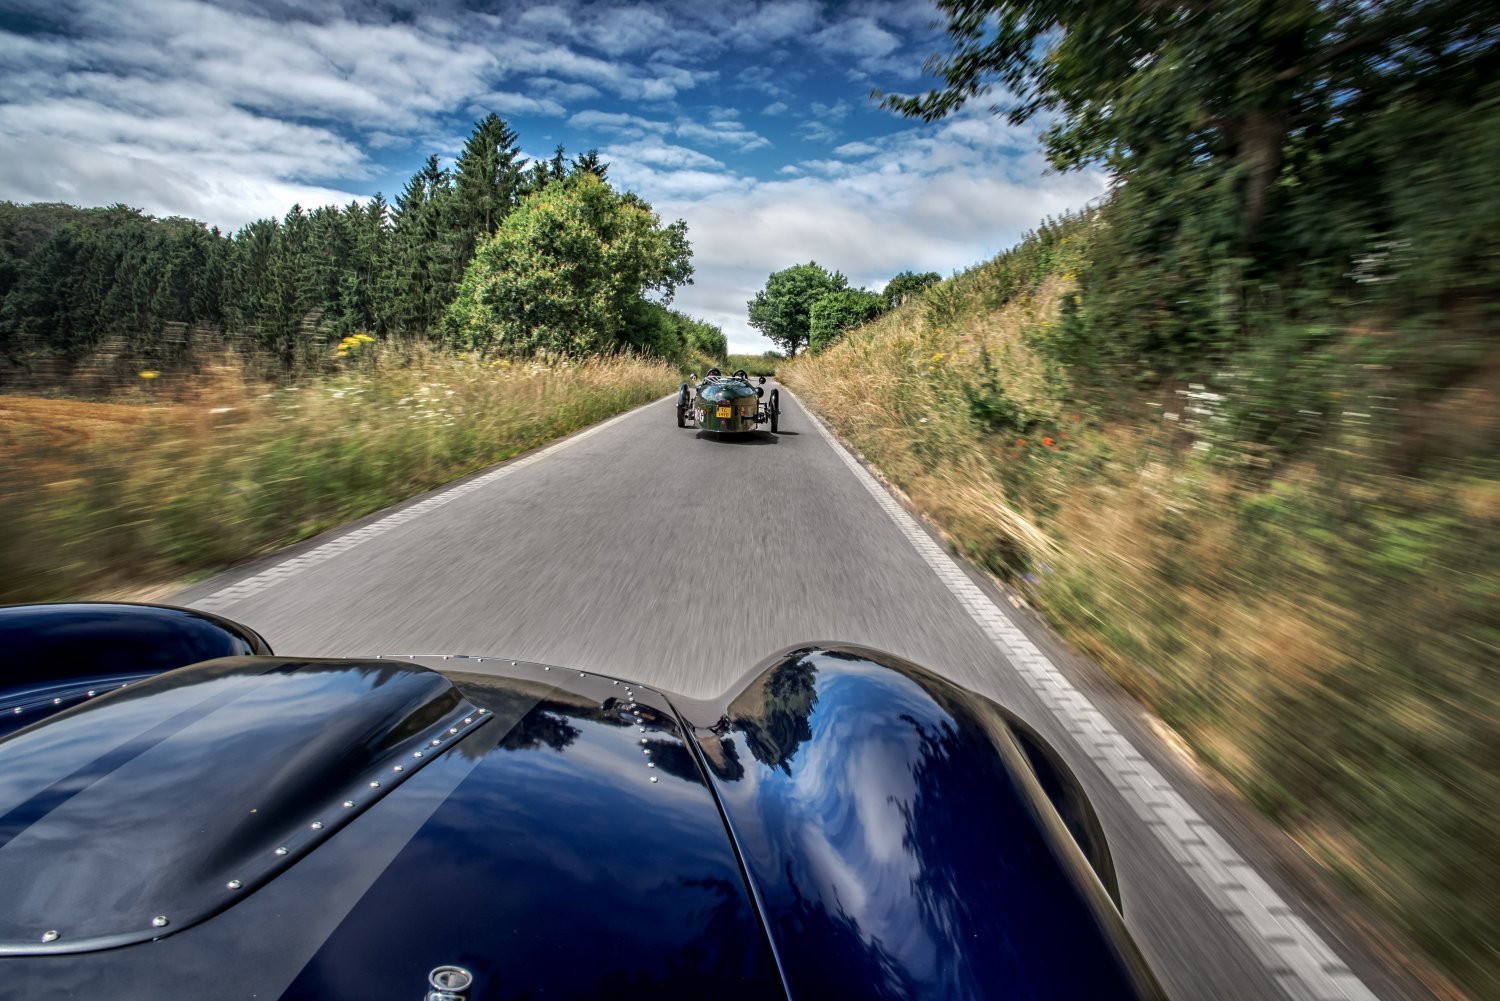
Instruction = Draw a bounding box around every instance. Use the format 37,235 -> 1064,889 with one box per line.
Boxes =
1042,436 -> 1054,447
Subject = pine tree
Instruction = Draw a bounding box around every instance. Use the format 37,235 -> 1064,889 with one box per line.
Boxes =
453,114 -> 526,265
392,157 -> 457,333
570,149 -> 609,181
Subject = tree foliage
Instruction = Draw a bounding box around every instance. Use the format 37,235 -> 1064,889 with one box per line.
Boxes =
619,300 -> 726,365
0,115 -> 685,378
444,174 -> 692,355
746,262 -> 848,357
882,270 -> 941,308
882,0 -> 1498,239
881,0 -> 1500,387
453,113 -> 526,265
809,289 -> 886,352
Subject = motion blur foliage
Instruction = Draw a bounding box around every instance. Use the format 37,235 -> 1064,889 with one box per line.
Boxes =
0,347 -> 677,603
787,213 -> 1500,998
790,4 -> 1500,990
809,289 -> 886,353
886,0 -> 1500,401
0,204 -> 233,370
443,174 -> 692,356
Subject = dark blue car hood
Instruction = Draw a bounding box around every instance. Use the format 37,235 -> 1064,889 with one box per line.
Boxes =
0,637 -> 1162,1000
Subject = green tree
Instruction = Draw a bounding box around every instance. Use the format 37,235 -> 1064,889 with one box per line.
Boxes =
618,301 -> 726,363
882,270 -> 941,308
747,262 -> 847,357
881,0 -> 1496,240
445,174 -> 693,354
391,156 -> 458,333
258,204 -> 315,363
520,144 -> 571,199
809,289 -> 885,352
570,149 -> 609,181
452,114 -> 526,264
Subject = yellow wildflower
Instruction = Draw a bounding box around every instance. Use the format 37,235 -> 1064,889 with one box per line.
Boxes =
139,370 -> 160,379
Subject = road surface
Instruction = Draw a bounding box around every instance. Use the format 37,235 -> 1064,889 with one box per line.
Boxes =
178,385 -> 1431,1001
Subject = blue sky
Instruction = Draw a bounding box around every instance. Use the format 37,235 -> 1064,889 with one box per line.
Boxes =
0,0 -> 1105,351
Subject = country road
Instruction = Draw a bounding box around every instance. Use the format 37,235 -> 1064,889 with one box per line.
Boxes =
176,385 -> 1431,1001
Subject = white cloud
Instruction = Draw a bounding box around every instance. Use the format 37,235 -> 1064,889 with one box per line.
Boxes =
602,139 -> 726,171
472,92 -> 567,118
813,17 -> 899,62
798,120 -> 841,144
674,119 -> 770,152
584,8 -> 675,56
530,77 -> 603,102
728,1 -> 823,46
632,108 -> 1107,353
0,0 -> 501,225
793,159 -> 854,176
761,101 -> 789,116
567,110 -> 670,136
794,99 -> 855,144
487,36 -> 715,102
738,64 -> 797,100
0,133 -> 362,229
612,163 -> 747,200
366,131 -> 412,150
833,140 -> 879,157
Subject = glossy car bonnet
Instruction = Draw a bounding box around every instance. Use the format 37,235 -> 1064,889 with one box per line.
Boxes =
0,656 -> 487,955
0,602 -> 271,738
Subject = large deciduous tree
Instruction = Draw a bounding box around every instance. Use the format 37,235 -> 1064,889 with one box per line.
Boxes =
747,262 -> 847,357
444,174 -> 692,355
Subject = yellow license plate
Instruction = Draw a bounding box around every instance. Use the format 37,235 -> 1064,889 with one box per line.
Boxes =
716,406 -> 733,419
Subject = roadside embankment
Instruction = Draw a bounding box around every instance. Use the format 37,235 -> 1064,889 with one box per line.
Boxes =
782,246 -> 1498,999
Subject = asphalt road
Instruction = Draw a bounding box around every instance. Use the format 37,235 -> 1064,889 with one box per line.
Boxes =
178,385 -> 1433,1001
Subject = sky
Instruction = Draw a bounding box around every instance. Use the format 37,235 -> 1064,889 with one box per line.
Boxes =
0,0 -> 1106,352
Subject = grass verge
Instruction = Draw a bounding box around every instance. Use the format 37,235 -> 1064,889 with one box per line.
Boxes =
2,346 -> 677,602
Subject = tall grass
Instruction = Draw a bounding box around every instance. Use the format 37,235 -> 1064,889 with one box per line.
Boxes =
783,264 -> 1498,998
1,345 -> 676,602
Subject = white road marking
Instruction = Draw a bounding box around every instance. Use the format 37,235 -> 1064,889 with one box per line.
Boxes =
191,395 -> 672,613
795,393 -> 1380,1001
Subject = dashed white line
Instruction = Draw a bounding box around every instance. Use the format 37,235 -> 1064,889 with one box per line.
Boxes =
794,392 -> 1379,1001
190,395 -> 671,613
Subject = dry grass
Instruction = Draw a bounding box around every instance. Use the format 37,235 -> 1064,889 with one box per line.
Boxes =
1,345 -> 677,602
784,276 -> 1498,999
